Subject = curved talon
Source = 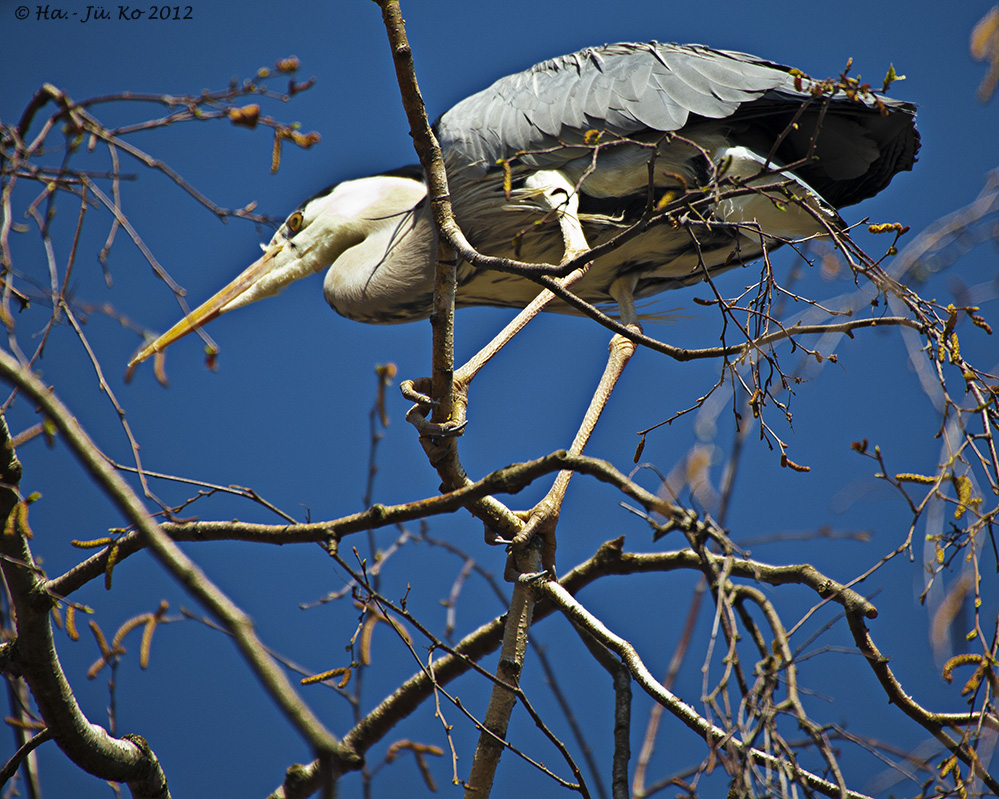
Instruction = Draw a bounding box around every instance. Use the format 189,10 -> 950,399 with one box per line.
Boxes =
485,527 -> 513,546
433,419 -> 468,437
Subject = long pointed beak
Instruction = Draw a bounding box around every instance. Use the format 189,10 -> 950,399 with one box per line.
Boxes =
129,241 -> 285,367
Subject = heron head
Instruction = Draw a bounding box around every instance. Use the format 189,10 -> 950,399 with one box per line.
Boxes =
129,173 -> 426,366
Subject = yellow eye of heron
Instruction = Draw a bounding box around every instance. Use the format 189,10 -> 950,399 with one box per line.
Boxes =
286,211 -> 304,234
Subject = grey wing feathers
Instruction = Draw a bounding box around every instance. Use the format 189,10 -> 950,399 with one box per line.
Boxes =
436,43 -> 792,167
435,41 -> 919,207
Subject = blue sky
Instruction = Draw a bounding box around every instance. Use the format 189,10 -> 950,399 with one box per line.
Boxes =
2,0 -> 997,796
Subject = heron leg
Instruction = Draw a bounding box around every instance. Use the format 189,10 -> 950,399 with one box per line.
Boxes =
409,170 -> 593,438
512,275 -> 642,573
455,169 -> 591,387
610,273 -> 642,329
522,170 -> 591,260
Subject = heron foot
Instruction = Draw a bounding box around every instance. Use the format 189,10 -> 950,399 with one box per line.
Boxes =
483,508 -> 533,547
504,503 -> 559,578
401,376 -> 469,438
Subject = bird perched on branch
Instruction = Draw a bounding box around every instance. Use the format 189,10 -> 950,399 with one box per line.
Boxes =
129,41 -> 918,366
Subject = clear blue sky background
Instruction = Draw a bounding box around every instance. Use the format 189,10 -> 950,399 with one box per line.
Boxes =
1,0 -> 997,796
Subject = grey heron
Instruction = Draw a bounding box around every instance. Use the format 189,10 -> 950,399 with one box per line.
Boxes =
129,42 -> 918,366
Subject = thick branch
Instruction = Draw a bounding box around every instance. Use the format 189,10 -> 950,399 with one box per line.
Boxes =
464,543 -> 542,798
373,0 -> 456,422
0,414 -> 170,798
0,350 -> 347,789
